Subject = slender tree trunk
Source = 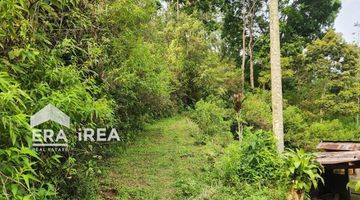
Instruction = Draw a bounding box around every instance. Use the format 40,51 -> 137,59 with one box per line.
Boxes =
248,21 -> 254,89
241,25 -> 247,90
176,0 -> 179,19
269,0 -> 284,153
248,1 -> 256,89
237,110 -> 243,141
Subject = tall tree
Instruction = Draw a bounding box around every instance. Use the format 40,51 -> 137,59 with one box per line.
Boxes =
241,4 -> 247,90
269,0 -> 284,152
220,0 -> 340,89
248,1 -> 256,88
295,30 -> 360,123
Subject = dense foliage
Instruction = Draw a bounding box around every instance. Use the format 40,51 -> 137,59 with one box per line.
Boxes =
0,0 -> 172,199
1,0 -> 359,199
285,149 -> 324,199
217,129 -> 284,184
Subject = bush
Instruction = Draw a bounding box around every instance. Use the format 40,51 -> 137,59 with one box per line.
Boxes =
284,107 -> 360,149
216,128 -> 284,185
285,149 -> 323,199
284,105 -> 309,149
284,106 -> 307,133
304,119 -> 359,149
242,91 -> 272,130
190,98 -> 231,136
0,0 -> 160,196
0,72 -> 57,199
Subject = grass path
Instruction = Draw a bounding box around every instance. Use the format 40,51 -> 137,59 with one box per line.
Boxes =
98,116 -> 214,200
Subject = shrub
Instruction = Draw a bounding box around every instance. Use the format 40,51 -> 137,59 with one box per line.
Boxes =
0,0 -> 171,199
284,106 -> 307,133
304,119 -> 359,149
0,73 -> 57,199
284,106 -> 309,149
216,128 -> 284,185
284,108 -> 360,149
190,98 -> 231,136
285,149 -> 323,200
242,91 -> 272,130
106,41 -> 174,129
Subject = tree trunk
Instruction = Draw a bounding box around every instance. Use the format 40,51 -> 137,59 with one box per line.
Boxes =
248,1 -> 256,89
241,25 -> 246,90
269,0 -> 284,153
237,111 -> 243,141
176,0 -> 179,19
248,18 -> 254,89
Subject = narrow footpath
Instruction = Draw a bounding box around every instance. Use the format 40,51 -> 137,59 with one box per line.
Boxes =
98,116 -> 214,200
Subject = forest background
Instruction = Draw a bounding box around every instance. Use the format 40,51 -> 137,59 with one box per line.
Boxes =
0,0 -> 359,199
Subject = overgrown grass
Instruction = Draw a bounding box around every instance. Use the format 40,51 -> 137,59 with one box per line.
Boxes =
96,116 -> 240,199
96,116 -> 298,200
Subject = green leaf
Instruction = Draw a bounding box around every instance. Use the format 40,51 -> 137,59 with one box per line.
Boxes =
22,174 -> 30,189
22,195 -> 31,200
10,184 -> 19,196
20,147 -> 40,160
355,181 -> 360,191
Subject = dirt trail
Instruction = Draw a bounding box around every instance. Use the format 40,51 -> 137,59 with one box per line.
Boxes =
98,116 -> 209,200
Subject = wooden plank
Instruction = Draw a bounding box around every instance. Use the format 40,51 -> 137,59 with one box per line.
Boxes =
317,142 -> 360,151
316,151 -> 360,165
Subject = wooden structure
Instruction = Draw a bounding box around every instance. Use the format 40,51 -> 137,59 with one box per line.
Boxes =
312,141 -> 360,200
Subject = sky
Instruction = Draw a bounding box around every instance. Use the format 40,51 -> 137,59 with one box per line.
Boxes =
334,0 -> 360,44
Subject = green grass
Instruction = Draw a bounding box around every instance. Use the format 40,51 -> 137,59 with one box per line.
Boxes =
95,116 -> 292,200
97,116 -> 232,200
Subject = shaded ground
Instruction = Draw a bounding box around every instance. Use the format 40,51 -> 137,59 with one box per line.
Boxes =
97,116 -> 221,200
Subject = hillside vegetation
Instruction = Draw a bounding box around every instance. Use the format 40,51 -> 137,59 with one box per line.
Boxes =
0,0 -> 359,199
